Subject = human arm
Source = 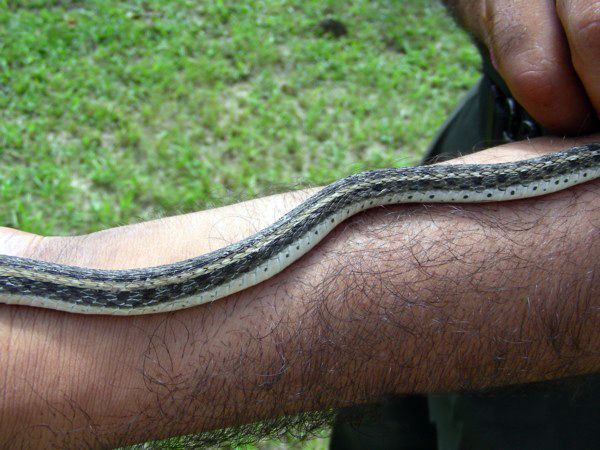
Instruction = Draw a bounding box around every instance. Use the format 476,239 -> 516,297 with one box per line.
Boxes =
1,137 -> 600,448
442,0 -> 600,134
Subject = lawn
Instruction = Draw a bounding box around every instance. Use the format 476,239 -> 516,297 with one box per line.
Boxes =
0,0 -> 480,447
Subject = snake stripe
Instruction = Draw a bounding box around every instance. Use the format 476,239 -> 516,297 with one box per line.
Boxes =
1,143 -> 599,314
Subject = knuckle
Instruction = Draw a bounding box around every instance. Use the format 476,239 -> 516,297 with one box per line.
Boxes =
488,19 -> 529,62
509,67 -> 558,106
569,3 -> 600,48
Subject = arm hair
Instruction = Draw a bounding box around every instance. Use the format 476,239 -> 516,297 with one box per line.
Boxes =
1,138 -> 599,448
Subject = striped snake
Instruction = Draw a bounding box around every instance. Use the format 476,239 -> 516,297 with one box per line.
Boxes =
1,143 -> 599,315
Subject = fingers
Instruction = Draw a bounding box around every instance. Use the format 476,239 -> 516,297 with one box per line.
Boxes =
557,0 -> 600,117
478,0 -> 595,134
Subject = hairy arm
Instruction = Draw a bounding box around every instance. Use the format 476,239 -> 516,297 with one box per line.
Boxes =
1,137 -> 599,448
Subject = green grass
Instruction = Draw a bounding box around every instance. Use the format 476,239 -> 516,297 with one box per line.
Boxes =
1,0 -> 479,447
1,0 -> 479,237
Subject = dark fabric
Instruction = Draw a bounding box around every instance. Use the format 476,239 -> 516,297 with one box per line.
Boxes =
329,53 -> 600,450
329,396 -> 436,450
429,375 -> 600,450
423,52 -> 542,163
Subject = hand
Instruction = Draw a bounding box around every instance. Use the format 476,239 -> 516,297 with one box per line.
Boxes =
448,0 -> 600,134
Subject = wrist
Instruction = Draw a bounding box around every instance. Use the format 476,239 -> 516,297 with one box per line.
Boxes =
0,227 -> 44,258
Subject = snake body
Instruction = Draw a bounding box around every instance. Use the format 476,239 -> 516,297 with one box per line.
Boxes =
1,143 -> 600,315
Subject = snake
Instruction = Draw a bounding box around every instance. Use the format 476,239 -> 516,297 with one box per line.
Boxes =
1,143 -> 599,315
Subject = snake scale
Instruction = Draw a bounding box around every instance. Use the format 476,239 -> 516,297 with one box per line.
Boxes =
1,143 -> 599,315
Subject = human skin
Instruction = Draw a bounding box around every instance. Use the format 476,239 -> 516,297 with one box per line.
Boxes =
1,137 -> 600,448
443,0 -> 600,134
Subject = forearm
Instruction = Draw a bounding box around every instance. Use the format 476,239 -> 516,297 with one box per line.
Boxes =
1,137 -> 599,448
